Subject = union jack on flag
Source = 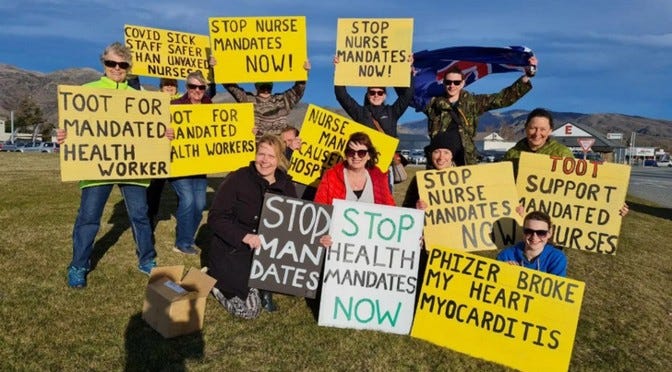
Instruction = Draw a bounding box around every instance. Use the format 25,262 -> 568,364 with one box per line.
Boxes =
411,45 -> 535,111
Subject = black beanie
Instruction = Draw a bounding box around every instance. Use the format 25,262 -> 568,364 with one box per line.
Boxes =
426,131 -> 461,154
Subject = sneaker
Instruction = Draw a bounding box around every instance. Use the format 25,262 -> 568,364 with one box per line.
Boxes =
173,245 -> 199,255
67,266 -> 88,288
137,259 -> 157,276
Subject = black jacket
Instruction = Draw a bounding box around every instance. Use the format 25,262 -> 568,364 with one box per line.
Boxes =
207,162 -> 296,298
334,83 -> 413,138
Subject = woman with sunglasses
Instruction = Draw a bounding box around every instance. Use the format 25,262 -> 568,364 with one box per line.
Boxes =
146,70 -> 213,256
58,42 -> 173,288
314,132 -> 395,206
333,56 -> 414,138
497,210 -> 567,277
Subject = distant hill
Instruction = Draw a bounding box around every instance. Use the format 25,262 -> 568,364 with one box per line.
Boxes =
1,64 -> 671,150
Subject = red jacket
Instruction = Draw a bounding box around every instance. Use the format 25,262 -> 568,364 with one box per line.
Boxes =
314,162 -> 395,206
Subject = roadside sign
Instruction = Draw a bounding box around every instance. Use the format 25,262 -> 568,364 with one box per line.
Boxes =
578,138 -> 595,152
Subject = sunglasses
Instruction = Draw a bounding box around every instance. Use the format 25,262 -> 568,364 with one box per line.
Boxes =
103,60 -> 130,69
444,79 -> 463,86
523,228 -> 549,238
187,83 -> 207,91
368,90 -> 385,96
344,149 -> 369,158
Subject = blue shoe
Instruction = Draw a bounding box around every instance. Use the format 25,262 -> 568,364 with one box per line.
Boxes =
138,259 -> 157,276
173,245 -> 199,255
67,266 -> 88,288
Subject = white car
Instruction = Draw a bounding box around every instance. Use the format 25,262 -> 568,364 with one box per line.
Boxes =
17,142 -> 59,153
409,149 -> 426,164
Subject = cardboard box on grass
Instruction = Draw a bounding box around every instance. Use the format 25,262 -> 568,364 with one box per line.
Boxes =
142,265 -> 217,338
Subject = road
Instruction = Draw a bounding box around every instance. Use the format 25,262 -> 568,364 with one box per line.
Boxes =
627,166 -> 672,208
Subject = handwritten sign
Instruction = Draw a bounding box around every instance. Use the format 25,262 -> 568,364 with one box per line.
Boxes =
335,18 -> 413,87
57,85 -> 170,181
411,247 -> 585,371
517,152 -> 630,254
209,16 -> 308,83
249,194 -> 331,298
169,103 -> 255,177
318,200 -> 424,335
288,104 -> 399,187
417,162 -> 521,252
124,25 -> 211,80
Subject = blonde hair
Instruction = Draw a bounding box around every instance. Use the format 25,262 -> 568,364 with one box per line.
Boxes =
186,70 -> 208,85
257,134 -> 289,171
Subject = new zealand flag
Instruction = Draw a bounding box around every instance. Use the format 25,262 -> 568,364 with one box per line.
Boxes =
411,46 -> 534,111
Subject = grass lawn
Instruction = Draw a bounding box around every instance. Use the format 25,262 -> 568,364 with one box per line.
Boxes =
0,155 -> 670,371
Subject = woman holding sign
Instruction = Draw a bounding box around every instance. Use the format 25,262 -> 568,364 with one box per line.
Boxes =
59,42 -> 171,288
314,132 -> 395,207
207,135 -> 296,319
497,211 -> 568,277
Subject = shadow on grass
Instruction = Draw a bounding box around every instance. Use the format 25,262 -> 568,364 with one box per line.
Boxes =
90,199 -> 130,271
627,201 -> 672,220
124,311 -> 205,371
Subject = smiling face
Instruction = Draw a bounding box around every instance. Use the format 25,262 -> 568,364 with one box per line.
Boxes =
254,142 -> 279,180
443,72 -> 464,99
344,141 -> 370,171
186,78 -> 205,104
431,148 -> 453,170
523,218 -> 552,253
103,51 -> 129,83
367,88 -> 386,106
525,116 -> 552,151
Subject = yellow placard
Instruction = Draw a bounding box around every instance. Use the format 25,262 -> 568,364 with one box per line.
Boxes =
418,162 -> 522,252
516,152 -> 630,254
335,18 -> 413,87
209,16 -> 308,83
58,85 -> 171,181
411,247 -> 585,372
288,104 -> 398,187
169,103 -> 255,177
124,25 -> 212,80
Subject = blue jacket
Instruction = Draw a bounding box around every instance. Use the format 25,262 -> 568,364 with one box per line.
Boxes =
497,242 -> 567,277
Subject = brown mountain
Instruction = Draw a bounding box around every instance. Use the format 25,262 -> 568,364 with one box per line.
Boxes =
1,64 -> 670,150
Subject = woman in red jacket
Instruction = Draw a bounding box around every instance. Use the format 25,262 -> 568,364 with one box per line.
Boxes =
314,132 -> 395,206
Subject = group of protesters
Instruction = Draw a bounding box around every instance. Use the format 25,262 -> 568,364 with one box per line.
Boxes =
61,40 -> 624,321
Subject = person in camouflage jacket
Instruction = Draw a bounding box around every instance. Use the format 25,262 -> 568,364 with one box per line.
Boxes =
223,60 -> 311,139
424,56 -> 537,166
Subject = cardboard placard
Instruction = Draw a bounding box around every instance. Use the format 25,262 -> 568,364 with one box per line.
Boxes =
124,25 -> 212,80
318,200 -> 424,335
209,16 -> 308,83
517,152 -> 630,254
411,247 -> 585,371
169,103 -> 255,177
287,104 -> 399,186
249,194 -> 332,298
335,18 -> 413,87
418,162 -> 521,252
57,85 -> 171,181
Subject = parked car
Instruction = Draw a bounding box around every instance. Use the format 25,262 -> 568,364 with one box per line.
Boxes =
17,142 -> 59,153
479,150 -> 506,163
1,141 -> 17,152
409,149 -> 426,164
643,159 -> 658,167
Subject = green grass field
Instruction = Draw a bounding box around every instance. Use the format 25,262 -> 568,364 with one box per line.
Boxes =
0,154 -> 670,371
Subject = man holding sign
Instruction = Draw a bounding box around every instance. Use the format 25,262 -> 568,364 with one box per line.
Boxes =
58,42 -> 172,288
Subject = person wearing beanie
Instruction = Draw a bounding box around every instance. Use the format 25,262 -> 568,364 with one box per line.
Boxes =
401,131 -> 461,209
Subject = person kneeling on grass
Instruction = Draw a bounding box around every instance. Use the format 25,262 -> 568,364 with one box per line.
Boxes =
497,210 -> 567,277
207,135 -> 296,319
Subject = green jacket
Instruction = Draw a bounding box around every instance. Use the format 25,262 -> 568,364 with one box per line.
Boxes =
78,77 -> 149,189
503,137 -> 574,178
425,77 -> 532,165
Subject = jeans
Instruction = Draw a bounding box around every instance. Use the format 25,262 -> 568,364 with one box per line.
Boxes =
70,184 -> 156,269
170,176 -> 207,249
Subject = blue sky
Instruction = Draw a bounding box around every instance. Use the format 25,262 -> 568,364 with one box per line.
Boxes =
1,0 -> 671,123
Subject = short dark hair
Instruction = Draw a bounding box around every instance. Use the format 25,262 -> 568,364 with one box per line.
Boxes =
281,125 -> 299,136
160,78 -> 178,88
525,108 -> 554,129
346,132 -> 379,169
442,66 -> 464,82
524,210 -> 552,229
